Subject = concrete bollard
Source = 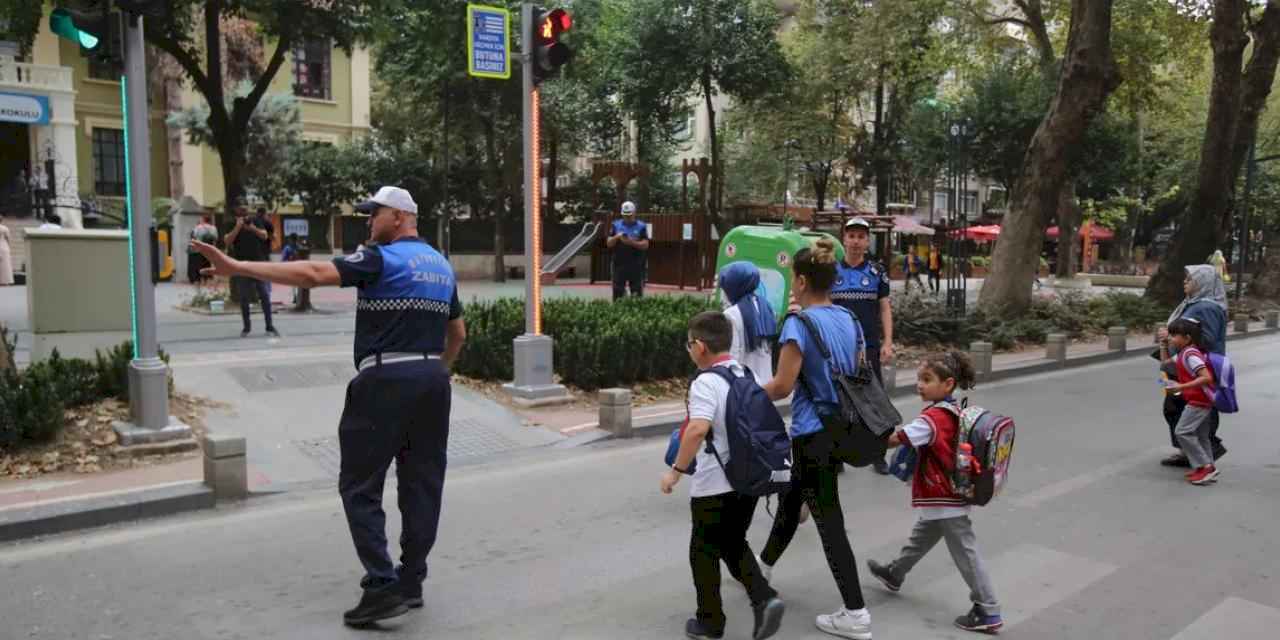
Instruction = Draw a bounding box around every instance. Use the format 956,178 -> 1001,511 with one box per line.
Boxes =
1107,326 -> 1128,352
1046,333 -> 1068,365
969,342 -> 993,379
598,388 -> 633,438
1267,310 -> 1279,329
202,434 -> 247,501
1234,314 -> 1250,333
880,363 -> 897,393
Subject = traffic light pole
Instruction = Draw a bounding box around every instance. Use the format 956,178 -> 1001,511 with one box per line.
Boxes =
114,13 -> 189,444
503,2 -> 567,406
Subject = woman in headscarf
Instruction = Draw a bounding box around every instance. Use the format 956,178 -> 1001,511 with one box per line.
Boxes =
1156,264 -> 1229,467
718,261 -> 778,385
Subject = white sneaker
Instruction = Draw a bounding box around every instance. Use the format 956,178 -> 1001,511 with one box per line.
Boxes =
756,553 -> 773,582
816,607 -> 872,640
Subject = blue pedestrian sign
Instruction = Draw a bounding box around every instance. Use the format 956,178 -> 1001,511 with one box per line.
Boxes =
467,4 -> 511,80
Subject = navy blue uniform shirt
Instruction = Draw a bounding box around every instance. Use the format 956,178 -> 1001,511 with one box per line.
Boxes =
610,219 -> 649,271
831,259 -> 890,348
332,237 -> 463,368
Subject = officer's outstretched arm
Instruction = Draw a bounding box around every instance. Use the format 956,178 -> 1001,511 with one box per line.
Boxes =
193,240 -> 339,288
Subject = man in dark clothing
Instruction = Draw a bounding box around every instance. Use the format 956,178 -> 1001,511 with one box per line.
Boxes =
831,217 -> 895,475
607,200 -> 649,300
224,206 -> 279,338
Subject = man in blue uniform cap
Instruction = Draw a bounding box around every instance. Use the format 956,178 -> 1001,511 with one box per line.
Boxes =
830,217 -> 895,475
193,185 -> 466,627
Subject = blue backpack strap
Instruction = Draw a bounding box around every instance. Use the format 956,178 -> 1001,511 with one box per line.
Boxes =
785,310 -> 837,403
697,366 -> 740,466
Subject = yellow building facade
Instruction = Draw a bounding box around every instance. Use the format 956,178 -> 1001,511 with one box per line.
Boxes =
0,3 -> 371,229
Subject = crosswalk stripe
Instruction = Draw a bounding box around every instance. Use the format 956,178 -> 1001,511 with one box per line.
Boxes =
1169,597 -> 1280,640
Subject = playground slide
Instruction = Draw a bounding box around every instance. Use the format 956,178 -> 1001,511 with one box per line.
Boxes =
542,222 -> 600,275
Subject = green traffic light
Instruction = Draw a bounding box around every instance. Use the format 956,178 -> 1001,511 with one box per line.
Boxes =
50,8 -> 101,49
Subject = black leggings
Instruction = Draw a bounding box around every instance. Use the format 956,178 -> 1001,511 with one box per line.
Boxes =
761,430 -> 866,610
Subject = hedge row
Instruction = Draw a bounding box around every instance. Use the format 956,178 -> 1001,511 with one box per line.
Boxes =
0,343 -> 169,451
456,296 -> 719,390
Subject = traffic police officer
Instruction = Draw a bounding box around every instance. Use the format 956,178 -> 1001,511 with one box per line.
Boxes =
193,185 -> 466,627
831,217 -> 895,475
607,200 -> 650,300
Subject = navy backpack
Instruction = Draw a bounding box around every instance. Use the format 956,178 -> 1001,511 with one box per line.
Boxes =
701,367 -> 793,497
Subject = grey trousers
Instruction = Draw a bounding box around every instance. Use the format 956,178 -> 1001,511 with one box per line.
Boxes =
1174,404 -> 1215,468
888,515 -> 1000,616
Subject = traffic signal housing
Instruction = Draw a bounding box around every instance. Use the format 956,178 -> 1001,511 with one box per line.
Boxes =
530,7 -> 572,84
49,3 -> 122,65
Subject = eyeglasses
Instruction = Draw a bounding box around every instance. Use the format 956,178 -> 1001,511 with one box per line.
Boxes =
685,338 -> 700,350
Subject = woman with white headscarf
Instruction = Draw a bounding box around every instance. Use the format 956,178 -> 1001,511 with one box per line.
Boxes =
1156,264 -> 1228,467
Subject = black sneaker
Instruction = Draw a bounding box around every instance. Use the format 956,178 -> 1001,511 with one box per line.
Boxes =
752,597 -> 785,640
872,459 -> 891,475
240,329 -> 251,338
266,327 -> 281,338
954,605 -> 1003,634
685,618 -> 725,639
1160,452 -> 1191,468
1213,445 -> 1228,461
867,559 -> 902,592
343,587 -> 410,627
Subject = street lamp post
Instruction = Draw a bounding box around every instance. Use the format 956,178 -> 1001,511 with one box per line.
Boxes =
944,119 -> 971,316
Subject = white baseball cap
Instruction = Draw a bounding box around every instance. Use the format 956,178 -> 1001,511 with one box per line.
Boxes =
354,186 -> 418,215
621,201 -> 637,215
844,217 -> 871,231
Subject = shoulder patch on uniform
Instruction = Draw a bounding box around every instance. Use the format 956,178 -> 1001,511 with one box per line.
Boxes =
345,251 -> 366,263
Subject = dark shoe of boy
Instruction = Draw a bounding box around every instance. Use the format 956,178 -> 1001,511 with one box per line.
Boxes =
872,459 -> 891,475
685,618 -> 725,639
866,559 -> 902,593
752,597 -> 786,640
1212,444 -> 1227,461
343,585 -> 410,627
954,606 -> 1004,634
1160,452 -> 1191,468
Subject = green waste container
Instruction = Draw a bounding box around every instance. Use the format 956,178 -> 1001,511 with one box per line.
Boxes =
714,225 -> 844,317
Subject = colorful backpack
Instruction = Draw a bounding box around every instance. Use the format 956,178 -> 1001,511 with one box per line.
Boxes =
936,401 -> 1017,506
1205,352 -> 1239,414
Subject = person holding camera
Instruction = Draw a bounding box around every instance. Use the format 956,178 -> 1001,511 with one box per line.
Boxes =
606,201 -> 649,300
224,206 -> 279,338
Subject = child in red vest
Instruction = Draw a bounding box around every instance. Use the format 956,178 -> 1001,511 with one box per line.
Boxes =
867,351 -> 1003,634
1162,318 -> 1219,485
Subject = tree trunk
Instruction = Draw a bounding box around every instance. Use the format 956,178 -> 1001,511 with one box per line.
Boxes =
810,164 -> 829,212
1149,0 -> 1280,303
483,117 -> 506,283
1055,181 -> 1082,278
702,66 -> 722,230
218,137 -> 247,215
0,324 -> 13,373
1251,238 -> 1280,298
873,66 -> 888,216
980,0 -> 1119,314
164,78 -> 185,199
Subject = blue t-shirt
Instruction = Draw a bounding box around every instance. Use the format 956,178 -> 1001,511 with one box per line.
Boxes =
332,237 -> 463,368
610,219 -> 649,271
779,305 -> 863,437
831,259 -> 890,348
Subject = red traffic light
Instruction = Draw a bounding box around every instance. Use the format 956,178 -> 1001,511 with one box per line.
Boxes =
539,8 -> 571,41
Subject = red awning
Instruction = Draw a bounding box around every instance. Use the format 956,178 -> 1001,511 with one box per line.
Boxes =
1046,225 -> 1115,240
949,224 -> 1001,242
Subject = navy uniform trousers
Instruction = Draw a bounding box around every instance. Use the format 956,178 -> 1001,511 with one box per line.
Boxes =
338,358 -> 451,590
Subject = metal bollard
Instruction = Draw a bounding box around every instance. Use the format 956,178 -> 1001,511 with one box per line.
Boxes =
1107,326 -> 1128,352
598,388 -> 633,438
1046,333 -> 1068,365
1266,310 -> 1279,329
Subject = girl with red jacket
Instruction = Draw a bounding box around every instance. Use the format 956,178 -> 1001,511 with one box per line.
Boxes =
866,352 -> 1004,635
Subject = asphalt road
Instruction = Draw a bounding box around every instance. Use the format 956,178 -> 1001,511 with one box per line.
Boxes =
2,335 -> 1279,640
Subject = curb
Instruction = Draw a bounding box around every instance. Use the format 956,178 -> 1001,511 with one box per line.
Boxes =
0,481 -> 214,544
603,326 -> 1280,443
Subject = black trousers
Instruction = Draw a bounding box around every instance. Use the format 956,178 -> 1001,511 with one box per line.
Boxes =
612,267 -> 644,300
234,275 -> 275,332
339,358 -> 451,590
761,430 -> 866,610
928,269 -> 941,293
187,253 -> 208,284
690,492 -> 777,630
1163,394 -> 1223,453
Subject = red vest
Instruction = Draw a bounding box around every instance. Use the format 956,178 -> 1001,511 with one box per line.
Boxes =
911,404 -> 969,509
1174,347 -> 1215,408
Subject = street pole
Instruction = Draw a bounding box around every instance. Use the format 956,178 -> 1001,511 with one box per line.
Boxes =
1237,139 -> 1255,302
503,3 -> 567,405
115,12 -> 189,444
